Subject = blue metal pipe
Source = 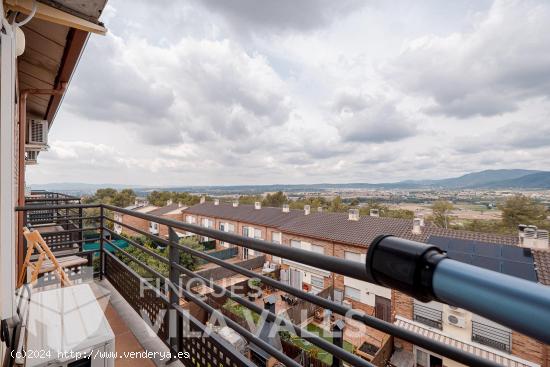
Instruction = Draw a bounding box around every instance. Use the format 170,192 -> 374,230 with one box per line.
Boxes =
366,235 -> 550,345
433,259 -> 550,344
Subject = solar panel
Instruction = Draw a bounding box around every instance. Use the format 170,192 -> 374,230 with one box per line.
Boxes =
470,256 -> 500,272
427,236 -> 537,282
473,242 -> 500,257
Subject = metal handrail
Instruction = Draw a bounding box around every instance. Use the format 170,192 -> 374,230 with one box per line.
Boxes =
17,203 -> 550,367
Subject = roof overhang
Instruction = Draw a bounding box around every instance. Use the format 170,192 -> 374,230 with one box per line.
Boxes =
10,0 -> 108,127
4,0 -> 107,34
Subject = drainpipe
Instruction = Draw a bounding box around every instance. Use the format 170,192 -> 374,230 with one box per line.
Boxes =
17,84 -> 66,272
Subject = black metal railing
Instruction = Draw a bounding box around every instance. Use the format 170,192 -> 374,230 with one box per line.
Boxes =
472,321 -> 512,353
413,304 -> 443,330
24,192 -> 84,250
15,202 -> 548,367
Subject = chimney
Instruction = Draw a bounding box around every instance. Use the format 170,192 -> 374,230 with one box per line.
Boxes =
282,204 -> 289,213
518,224 -> 527,245
178,202 -> 183,208
233,200 -> 239,207
317,207 -> 323,213
304,205 -> 311,215
348,208 -> 359,221
535,230 -> 549,249
214,198 -> 220,206
523,226 -> 537,247
255,201 -> 262,210
264,295 -> 276,315
369,209 -> 379,217
166,199 -> 173,206
200,196 -> 206,204
412,218 -> 422,235
134,199 -> 140,206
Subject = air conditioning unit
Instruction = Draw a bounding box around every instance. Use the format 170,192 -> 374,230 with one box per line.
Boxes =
25,150 -> 39,165
447,314 -> 467,328
27,119 -> 49,145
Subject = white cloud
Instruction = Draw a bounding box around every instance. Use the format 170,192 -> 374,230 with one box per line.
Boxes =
387,0 -> 550,118
27,0 -> 550,186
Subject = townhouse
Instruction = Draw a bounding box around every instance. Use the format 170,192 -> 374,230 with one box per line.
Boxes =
115,200 -> 187,240
183,200 -> 550,367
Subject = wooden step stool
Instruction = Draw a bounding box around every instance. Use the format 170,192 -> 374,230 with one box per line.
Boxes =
18,227 -> 88,288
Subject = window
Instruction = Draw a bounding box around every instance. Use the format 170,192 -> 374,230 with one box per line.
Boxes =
311,244 -> 324,255
344,251 -> 362,263
201,218 -> 212,228
254,228 -> 262,239
271,232 -> 282,244
219,222 -> 226,231
186,215 -> 196,224
290,240 -> 301,249
344,286 -> 361,301
311,275 -> 324,289
271,232 -> 282,263
415,348 -> 443,367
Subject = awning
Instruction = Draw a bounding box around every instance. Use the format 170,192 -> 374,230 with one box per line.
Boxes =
394,317 -> 539,367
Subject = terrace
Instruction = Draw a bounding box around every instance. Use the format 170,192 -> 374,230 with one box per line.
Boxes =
4,193 -> 548,367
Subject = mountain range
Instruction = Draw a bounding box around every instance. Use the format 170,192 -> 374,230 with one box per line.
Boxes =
31,169 -> 550,195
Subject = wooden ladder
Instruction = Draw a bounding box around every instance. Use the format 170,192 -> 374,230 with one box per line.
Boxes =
18,227 -> 73,288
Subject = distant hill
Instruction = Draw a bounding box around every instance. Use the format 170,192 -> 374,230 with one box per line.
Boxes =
31,169 -> 550,194
416,169 -> 542,189
480,171 -> 550,189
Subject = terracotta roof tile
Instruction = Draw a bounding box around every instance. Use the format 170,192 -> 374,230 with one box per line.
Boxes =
183,203 -> 549,284
184,202 -> 304,227
148,203 -> 185,216
533,249 -> 550,285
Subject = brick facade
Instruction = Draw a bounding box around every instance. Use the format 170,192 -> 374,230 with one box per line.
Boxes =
120,213 -> 150,238
511,331 -> 544,366
392,290 -> 414,352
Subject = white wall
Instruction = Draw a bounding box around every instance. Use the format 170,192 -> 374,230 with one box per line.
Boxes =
344,277 -> 392,306
0,21 -> 17,321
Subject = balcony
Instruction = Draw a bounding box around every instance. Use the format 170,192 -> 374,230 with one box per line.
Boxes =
6,198 -> 550,367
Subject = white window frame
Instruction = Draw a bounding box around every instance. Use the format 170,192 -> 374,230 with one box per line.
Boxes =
344,251 -> 363,263
344,286 -> 361,301
311,244 -> 324,255
414,346 -> 444,367
254,228 -> 262,240
311,275 -> 324,289
271,232 -> 282,244
271,232 -> 282,263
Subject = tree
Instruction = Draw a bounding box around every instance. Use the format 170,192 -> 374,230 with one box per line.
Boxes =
179,237 -> 204,271
262,191 -> 288,207
499,195 -> 549,230
328,196 -> 347,212
94,188 -> 117,203
431,200 -> 454,228
238,195 -> 263,205
112,189 -> 136,207
147,191 -> 202,207
147,191 -> 173,206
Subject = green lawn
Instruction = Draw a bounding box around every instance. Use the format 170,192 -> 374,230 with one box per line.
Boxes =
289,323 -> 354,365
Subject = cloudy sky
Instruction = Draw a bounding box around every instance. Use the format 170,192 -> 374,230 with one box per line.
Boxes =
28,0 -> 550,186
